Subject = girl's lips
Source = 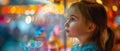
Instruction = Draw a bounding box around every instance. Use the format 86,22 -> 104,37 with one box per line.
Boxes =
65,29 -> 69,32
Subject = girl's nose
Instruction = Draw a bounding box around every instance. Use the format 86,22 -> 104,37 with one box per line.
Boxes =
64,20 -> 69,28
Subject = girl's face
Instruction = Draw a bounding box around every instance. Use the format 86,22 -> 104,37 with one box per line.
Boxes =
65,8 -> 90,37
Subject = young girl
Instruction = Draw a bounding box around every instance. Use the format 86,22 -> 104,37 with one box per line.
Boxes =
65,1 -> 114,51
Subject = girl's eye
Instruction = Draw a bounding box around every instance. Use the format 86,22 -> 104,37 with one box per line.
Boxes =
70,17 -> 76,22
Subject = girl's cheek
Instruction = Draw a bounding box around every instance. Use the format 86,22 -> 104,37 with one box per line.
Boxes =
69,22 -> 76,30
69,22 -> 78,34
69,21 -> 75,27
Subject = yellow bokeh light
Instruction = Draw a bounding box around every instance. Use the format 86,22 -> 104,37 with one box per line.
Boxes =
112,5 -> 118,12
55,4 -> 64,14
40,4 -> 64,14
10,6 -> 16,14
96,0 -> 103,4
49,0 -> 54,2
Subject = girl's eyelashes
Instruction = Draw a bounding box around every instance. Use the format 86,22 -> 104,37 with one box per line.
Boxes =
65,16 -> 77,23
65,17 -> 76,23
69,17 -> 76,22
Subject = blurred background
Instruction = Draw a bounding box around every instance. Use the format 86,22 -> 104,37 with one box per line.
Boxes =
0,0 -> 120,51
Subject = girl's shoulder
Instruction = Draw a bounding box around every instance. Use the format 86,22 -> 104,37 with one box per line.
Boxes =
71,43 -> 81,51
82,42 -> 101,51
71,42 -> 102,51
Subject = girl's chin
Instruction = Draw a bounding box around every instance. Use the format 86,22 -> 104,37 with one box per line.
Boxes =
67,33 -> 76,37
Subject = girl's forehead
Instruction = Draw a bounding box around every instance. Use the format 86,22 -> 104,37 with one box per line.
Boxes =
65,7 -> 81,17
65,7 -> 87,21
67,7 -> 77,13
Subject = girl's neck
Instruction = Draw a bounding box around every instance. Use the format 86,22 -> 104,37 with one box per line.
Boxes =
77,34 -> 93,46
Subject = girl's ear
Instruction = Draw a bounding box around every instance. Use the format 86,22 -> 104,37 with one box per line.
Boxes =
87,23 -> 96,32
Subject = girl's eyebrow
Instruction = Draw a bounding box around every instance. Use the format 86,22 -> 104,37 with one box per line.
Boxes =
70,15 -> 78,19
